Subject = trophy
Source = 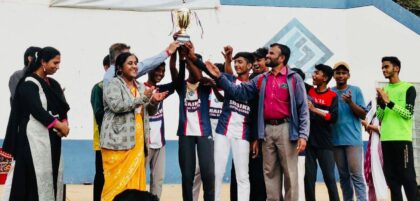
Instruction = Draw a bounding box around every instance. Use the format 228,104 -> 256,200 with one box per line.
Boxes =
170,0 -> 203,43
175,7 -> 192,43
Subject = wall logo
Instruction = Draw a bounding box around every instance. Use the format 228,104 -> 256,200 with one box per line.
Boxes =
265,18 -> 333,79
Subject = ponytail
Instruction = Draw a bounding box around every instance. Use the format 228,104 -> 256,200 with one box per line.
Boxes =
25,46 -> 60,76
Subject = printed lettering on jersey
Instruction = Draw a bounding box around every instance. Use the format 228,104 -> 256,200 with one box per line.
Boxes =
149,107 -> 164,122
229,100 -> 251,116
185,89 -> 201,113
312,97 -> 326,105
209,89 -> 224,119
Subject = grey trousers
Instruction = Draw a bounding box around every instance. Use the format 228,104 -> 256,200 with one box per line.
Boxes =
147,146 -> 166,198
192,152 -> 201,201
262,123 -> 299,201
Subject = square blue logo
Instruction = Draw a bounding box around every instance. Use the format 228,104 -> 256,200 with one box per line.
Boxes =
265,18 -> 333,78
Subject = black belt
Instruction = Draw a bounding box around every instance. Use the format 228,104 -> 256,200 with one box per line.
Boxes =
265,118 -> 290,125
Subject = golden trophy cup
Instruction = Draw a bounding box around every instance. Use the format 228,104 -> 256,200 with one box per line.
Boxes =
175,6 -> 192,43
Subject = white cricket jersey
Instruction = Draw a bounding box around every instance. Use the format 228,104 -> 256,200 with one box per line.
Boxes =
223,79 -> 251,139
184,87 -> 203,136
209,89 -> 224,135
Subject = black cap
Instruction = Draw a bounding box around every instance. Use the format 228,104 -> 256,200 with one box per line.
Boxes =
253,47 -> 268,59
233,52 -> 255,64
315,64 -> 333,83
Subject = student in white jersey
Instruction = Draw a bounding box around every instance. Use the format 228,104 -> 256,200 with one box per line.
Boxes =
211,52 -> 255,201
193,63 -> 225,201
189,50 -> 256,201
171,42 -> 215,201
144,62 -> 176,199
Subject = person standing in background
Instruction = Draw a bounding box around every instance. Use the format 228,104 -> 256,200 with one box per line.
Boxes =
304,64 -> 339,201
9,46 -> 42,100
3,47 -> 70,201
331,61 -> 367,201
90,54 -> 110,201
376,56 -> 419,201
145,62 -> 176,199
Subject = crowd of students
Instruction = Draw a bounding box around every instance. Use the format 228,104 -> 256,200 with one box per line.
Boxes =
2,36 -> 418,201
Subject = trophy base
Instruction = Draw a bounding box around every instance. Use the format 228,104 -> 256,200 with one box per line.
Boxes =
176,35 -> 190,44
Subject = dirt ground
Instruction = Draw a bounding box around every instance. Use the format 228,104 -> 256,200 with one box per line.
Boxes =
0,183 -> 394,201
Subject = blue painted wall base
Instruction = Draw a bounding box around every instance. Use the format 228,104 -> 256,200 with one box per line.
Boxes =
1,139 -> 368,184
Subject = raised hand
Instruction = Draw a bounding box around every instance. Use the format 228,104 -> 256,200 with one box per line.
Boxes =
178,46 -> 188,60
151,91 -> 169,103
342,90 -> 353,104
167,41 -> 181,55
204,61 -> 222,78
172,31 -> 182,41
221,45 -> 233,62
144,86 -> 155,98
184,41 -> 196,60
200,77 -> 216,87
376,88 -> 390,104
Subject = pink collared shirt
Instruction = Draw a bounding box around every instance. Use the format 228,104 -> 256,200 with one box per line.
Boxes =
263,67 -> 290,120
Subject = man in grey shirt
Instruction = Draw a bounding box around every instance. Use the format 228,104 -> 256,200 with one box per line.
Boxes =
9,46 -> 42,100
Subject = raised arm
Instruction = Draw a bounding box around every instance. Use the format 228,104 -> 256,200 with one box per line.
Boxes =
213,87 -> 224,102
136,41 -> 180,78
183,43 -> 216,81
222,45 -> 234,75
186,59 -> 203,81
170,52 -> 179,86
205,61 -> 258,101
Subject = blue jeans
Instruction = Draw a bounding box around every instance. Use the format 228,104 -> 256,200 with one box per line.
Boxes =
334,146 -> 367,201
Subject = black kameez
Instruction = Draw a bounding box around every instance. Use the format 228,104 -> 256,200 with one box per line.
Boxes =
3,74 -> 69,201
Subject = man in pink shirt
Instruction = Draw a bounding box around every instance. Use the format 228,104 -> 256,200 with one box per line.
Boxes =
203,43 -> 310,201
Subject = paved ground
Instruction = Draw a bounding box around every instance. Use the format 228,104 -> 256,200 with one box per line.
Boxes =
0,183 -> 394,201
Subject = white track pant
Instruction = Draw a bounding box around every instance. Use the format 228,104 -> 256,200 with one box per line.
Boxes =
214,134 -> 250,201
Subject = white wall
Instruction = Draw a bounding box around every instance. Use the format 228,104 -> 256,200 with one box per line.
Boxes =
0,1 -> 419,140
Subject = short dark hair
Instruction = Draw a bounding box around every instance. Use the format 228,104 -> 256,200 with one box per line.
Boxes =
195,53 -> 203,61
382,56 -> 401,72
114,189 -> 159,201
270,43 -> 291,65
109,43 -> 130,64
253,47 -> 268,59
24,46 -> 42,67
148,62 -> 165,77
214,63 -> 225,73
291,67 -> 305,80
233,52 -> 255,64
315,64 -> 333,84
103,54 -> 110,67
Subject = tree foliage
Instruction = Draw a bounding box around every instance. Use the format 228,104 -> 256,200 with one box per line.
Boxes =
394,0 -> 420,16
